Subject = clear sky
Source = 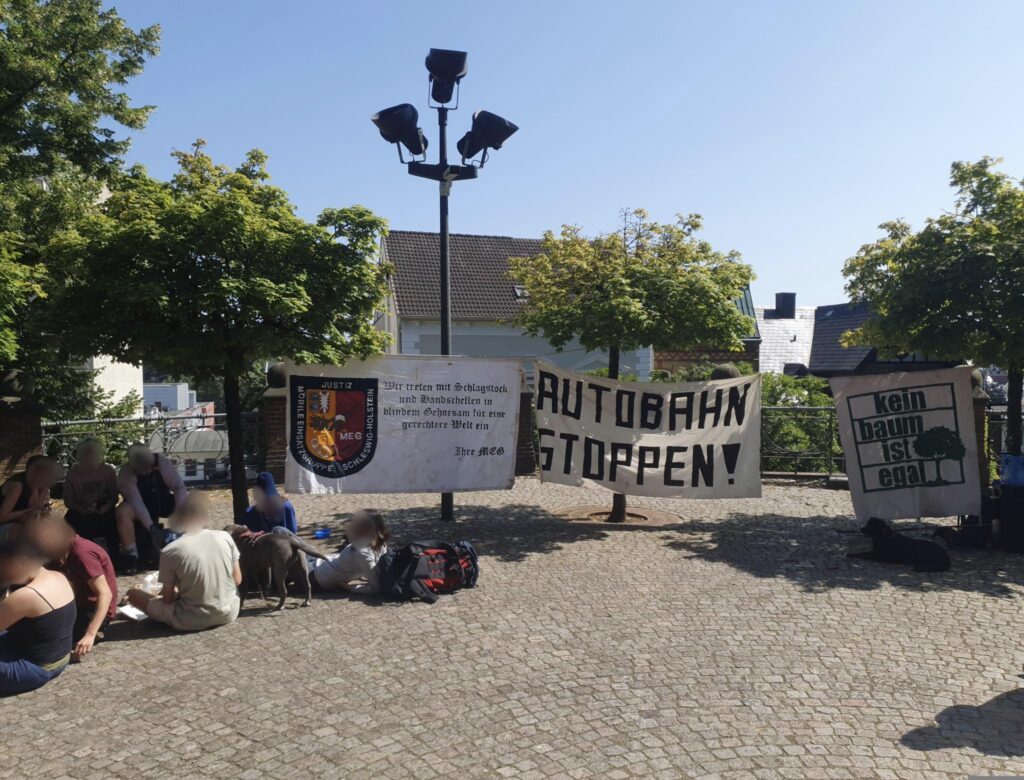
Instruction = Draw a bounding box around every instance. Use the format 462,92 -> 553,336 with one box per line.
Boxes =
113,0 -> 1024,307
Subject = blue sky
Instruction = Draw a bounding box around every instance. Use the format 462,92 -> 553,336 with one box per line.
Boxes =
114,1 -> 1024,307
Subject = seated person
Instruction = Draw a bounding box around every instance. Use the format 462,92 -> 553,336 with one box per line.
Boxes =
243,472 -> 298,535
23,511 -> 116,663
127,494 -> 242,632
309,509 -> 389,594
63,438 -> 120,554
115,444 -> 189,574
0,536 -> 76,695
0,456 -> 61,539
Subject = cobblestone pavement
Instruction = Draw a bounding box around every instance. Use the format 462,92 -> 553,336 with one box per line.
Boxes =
3,479 -> 1024,779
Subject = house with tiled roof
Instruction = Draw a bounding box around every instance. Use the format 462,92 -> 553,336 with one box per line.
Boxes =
808,302 -> 955,377
377,230 -> 655,379
755,293 -> 816,375
652,287 -> 761,374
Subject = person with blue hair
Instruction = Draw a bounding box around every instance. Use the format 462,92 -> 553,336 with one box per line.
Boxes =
243,473 -> 298,536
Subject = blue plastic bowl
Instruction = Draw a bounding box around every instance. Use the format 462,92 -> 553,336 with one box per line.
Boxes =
313,528 -> 332,540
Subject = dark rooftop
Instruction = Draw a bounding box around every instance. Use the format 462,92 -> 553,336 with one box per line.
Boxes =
382,230 -> 758,336
808,302 -> 874,375
382,231 -> 542,321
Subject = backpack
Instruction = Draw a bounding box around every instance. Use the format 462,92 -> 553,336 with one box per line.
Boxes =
377,539 -> 480,603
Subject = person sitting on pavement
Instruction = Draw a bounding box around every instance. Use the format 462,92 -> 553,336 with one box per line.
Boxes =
242,472 -> 298,536
63,438 -> 120,554
308,509 -> 389,594
127,494 -> 242,632
115,444 -> 189,574
0,536 -> 76,695
23,511 -> 116,663
0,455 -> 61,539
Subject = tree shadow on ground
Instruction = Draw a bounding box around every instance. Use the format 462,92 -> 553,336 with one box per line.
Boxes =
902,689 -> 1024,756
658,512 -> 1024,597
321,504 -> 613,563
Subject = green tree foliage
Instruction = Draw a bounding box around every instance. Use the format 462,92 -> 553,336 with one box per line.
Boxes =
0,0 -> 159,183
510,209 -> 754,356
49,142 -> 390,518
913,426 -> 966,485
510,208 -> 754,520
759,373 -> 840,474
843,157 -> 1024,454
651,361 -> 756,383
0,0 -> 158,368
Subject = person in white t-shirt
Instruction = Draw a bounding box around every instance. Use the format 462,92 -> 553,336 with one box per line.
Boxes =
126,494 -> 242,631
309,509 -> 389,594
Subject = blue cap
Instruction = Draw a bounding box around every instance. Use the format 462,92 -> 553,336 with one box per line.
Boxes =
254,472 -> 280,498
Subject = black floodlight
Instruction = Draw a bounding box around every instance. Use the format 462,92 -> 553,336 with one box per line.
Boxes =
371,103 -> 428,156
456,110 -> 519,162
425,48 -> 468,104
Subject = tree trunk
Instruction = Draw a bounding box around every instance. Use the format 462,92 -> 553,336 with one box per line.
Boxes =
1007,365 -> 1023,457
223,371 -> 249,521
607,345 -> 627,523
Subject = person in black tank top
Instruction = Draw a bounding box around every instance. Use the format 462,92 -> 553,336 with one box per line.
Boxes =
0,456 -> 61,534
0,537 -> 76,695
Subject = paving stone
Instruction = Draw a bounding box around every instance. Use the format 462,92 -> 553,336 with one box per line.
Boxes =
0,479 -> 1022,778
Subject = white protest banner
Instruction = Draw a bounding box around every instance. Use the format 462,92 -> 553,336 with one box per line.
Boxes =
534,360 -> 761,498
830,367 -> 980,521
286,356 -> 523,494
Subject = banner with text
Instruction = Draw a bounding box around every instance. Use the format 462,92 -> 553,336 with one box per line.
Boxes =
831,367 -> 980,521
286,356 -> 523,494
534,360 -> 761,498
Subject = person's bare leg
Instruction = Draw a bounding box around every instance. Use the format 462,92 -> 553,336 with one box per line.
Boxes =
115,502 -> 139,550
127,588 -> 156,611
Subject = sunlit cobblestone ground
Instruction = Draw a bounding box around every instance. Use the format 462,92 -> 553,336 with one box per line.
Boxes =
2,478 -> 1023,779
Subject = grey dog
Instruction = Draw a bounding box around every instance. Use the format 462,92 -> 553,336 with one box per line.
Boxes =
225,525 -> 329,610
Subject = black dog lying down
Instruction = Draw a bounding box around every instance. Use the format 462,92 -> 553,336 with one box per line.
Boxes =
848,517 -> 951,572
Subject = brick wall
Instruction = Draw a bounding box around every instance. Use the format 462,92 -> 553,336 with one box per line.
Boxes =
0,406 -> 42,483
654,341 -> 760,374
261,394 -> 286,482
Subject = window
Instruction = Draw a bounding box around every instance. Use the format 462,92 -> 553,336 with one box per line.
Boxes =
513,284 -> 529,300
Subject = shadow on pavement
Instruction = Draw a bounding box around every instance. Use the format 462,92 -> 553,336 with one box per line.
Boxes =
658,512 -> 1024,596
322,503 -> 613,563
902,689 -> 1024,756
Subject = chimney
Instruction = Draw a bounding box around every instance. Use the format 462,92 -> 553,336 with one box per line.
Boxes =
774,292 -> 796,319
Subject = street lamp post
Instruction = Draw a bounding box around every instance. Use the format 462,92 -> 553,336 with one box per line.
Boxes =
373,49 -> 518,521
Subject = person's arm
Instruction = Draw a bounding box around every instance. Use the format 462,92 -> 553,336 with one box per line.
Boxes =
62,472 -> 87,513
0,590 -> 29,631
228,534 -> 242,586
74,575 -> 112,659
0,482 -> 23,524
158,553 -> 178,603
96,465 -> 119,514
283,501 -> 298,535
158,455 -> 188,510
117,467 -> 152,525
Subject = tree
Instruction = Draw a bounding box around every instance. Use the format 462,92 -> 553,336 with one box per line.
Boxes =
843,157 -> 1024,455
50,142 -> 391,518
0,0 -> 159,183
913,426 -> 967,485
510,208 -> 755,521
0,0 -> 158,366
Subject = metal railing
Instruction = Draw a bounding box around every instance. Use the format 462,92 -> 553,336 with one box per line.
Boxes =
761,405 -> 843,477
41,412 -> 260,485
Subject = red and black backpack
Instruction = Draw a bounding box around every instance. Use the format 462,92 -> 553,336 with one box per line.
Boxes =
377,540 -> 480,603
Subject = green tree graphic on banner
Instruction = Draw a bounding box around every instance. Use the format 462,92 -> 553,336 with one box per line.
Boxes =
913,426 -> 966,486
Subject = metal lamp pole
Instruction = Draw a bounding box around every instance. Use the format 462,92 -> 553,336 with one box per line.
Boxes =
374,49 -> 516,523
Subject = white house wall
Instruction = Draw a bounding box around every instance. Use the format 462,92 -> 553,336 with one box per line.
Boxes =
87,356 -> 143,412
398,320 -> 653,382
